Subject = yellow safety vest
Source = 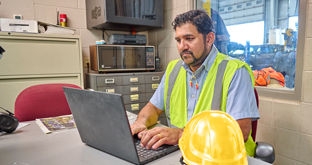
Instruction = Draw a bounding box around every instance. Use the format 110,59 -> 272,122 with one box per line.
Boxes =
163,52 -> 256,156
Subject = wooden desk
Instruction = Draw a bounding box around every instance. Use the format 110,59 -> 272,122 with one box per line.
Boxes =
0,121 -> 271,165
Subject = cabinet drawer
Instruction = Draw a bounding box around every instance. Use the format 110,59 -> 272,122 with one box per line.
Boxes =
96,76 -> 123,86
145,83 -> 160,93
97,84 -> 146,94
145,73 -> 162,83
122,93 -> 146,104
121,75 -> 145,85
124,102 -> 146,113
0,35 -> 81,76
94,74 -> 145,87
122,85 -> 146,94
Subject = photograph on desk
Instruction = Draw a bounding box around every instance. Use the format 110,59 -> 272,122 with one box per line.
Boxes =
35,114 -> 76,134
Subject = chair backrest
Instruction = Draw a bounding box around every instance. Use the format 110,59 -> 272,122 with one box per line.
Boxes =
14,83 -> 81,122
251,88 -> 259,141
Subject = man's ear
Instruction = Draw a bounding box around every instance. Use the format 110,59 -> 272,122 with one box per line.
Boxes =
206,32 -> 215,46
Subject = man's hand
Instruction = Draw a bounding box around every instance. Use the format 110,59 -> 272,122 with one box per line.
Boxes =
129,102 -> 179,150
130,102 -> 162,136
138,127 -> 183,150
130,121 -> 147,135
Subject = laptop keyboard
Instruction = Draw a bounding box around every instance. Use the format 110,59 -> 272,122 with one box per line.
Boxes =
128,111 -> 179,161
135,139 -> 173,159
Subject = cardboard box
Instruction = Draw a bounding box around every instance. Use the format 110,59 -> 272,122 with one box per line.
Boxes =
0,18 -> 38,33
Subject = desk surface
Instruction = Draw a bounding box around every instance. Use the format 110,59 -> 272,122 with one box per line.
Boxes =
0,121 -> 271,165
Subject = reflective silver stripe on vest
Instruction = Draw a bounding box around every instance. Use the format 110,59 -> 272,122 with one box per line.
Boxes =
211,60 -> 229,110
166,60 -> 228,127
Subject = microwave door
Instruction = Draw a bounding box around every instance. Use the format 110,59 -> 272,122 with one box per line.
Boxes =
116,47 -> 128,69
91,45 -> 156,72
120,47 -> 125,69
135,48 -> 146,68
125,47 -> 144,69
98,47 -> 116,70
124,47 -> 136,69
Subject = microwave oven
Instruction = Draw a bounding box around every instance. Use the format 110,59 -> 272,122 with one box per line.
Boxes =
90,45 -> 155,72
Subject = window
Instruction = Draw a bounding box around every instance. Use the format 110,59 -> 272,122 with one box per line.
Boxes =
195,0 -> 305,100
227,21 -> 264,45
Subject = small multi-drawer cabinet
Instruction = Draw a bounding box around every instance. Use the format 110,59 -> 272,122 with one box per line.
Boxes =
86,72 -> 164,114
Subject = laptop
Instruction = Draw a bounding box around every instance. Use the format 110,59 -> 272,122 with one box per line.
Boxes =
63,87 -> 179,165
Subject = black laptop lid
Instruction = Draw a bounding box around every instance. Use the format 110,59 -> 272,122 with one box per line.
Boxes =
63,87 -> 140,164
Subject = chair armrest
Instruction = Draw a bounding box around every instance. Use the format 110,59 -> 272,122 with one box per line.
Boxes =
254,141 -> 275,164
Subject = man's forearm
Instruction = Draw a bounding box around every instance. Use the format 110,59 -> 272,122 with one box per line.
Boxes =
236,118 -> 252,142
136,102 -> 162,128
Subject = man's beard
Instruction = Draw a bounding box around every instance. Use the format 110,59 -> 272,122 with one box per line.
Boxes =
180,46 -> 208,67
180,50 -> 197,66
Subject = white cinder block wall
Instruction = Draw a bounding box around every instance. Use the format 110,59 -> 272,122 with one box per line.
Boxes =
1,0 -> 312,164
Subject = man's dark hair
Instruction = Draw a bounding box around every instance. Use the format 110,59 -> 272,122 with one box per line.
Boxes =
172,9 -> 214,36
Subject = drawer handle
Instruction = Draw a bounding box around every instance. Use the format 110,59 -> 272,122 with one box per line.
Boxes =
152,83 -> 159,90
105,88 -> 115,93
130,77 -> 139,83
131,104 -> 140,111
130,86 -> 139,92
130,94 -> 139,101
105,78 -> 115,84
152,76 -> 160,81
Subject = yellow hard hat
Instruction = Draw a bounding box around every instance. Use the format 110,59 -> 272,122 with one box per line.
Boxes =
179,110 -> 247,165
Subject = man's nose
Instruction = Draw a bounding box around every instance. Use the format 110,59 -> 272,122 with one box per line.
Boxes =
179,40 -> 189,50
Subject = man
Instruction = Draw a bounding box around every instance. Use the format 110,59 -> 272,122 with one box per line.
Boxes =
130,9 -> 260,156
211,8 -> 230,54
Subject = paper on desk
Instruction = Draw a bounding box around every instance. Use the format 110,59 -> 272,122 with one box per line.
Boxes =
126,111 -> 137,125
17,122 -> 30,130
35,115 -> 76,134
38,21 -> 75,34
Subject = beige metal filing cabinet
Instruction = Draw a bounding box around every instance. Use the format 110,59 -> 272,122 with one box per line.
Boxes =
0,32 -> 84,112
86,72 -> 164,114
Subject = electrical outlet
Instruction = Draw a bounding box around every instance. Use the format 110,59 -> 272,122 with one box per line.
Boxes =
13,14 -> 23,19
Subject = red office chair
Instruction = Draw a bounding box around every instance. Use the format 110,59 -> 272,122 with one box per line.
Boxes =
252,88 -> 259,141
252,88 -> 275,163
14,83 -> 81,122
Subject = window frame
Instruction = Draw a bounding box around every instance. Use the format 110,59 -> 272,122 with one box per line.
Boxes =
193,0 -> 306,101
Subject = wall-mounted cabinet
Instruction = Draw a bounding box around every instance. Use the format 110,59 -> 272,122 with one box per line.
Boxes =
86,0 -> 164,32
